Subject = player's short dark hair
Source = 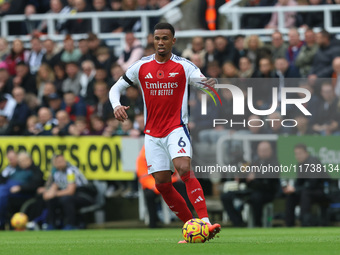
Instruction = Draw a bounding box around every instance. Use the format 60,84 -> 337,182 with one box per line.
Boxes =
154,23 -> 175,37
294,143 -> 308,152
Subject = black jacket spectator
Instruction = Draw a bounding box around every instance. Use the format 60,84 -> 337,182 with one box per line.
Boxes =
310,31 -> 340,78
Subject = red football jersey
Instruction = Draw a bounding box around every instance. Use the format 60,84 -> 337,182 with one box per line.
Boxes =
115,54 -> 204,138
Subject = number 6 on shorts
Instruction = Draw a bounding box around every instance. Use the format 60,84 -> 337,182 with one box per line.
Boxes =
178,137 -> 186,147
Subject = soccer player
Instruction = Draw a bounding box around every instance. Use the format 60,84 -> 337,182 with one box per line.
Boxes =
109,23 -> 221,243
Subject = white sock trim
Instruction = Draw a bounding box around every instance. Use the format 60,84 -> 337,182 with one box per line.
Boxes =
201,217 -> 211,225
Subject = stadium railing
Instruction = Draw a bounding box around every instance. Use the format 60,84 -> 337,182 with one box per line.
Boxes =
2,1 -> 340,51
216,134 -> 278,164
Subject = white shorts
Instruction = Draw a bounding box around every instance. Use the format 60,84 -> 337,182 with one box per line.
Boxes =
145,126 -> 192,174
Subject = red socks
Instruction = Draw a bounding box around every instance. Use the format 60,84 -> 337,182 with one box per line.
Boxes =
181,171 -> 209,219
155,182 -> 192,223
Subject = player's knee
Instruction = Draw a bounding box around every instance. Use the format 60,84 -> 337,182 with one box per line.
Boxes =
175,163 -> 190,176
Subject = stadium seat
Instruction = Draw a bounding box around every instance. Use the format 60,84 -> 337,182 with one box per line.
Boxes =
79,180 -> 107,224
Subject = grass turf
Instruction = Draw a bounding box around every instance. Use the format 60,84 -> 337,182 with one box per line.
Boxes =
1,228 -> 340,255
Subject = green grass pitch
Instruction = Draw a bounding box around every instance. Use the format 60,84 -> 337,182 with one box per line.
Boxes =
1,228 -> 340,255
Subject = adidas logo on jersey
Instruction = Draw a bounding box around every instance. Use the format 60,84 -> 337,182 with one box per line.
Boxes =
145,73 -> 153,79
177,148 -> 186,154
194,196 -> 204,204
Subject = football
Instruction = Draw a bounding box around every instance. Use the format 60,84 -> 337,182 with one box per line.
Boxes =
182,218 -> 209,243
11,212 -> 28,230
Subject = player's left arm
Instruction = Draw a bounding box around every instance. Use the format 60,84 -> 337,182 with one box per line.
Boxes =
187,63 -> 217,90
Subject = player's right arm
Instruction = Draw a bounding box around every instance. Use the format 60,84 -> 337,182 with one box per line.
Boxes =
109,62 -> 139,122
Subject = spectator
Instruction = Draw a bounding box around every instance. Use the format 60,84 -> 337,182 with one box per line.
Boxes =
68,116 -> 91,136
266,111 -> 292,134
0,63 -> 13,94
0,151 -> 44,230
35,107 -> 58,135
95,46 -> 115,74
253,57 -> 276,78
41,82 -> 58,107
89,114 -> 106,135
4,39 -> 29,76
53,62 -> 67,94
24,115 -> 40,135
233,35 -> 247,68
241,0 -> 275,29
285,28 -> 304,68
93,0 -> 114,33
282,144 -> 329,226
13,61 -> 37,95
120,85 -> 143,121
299,0 -> 325,29
110,63 -> 125,84
117,32 -> 144,71
238,57 -> 254,78
60,35 -> 82,63
0,114 -> 8,135
24,93 -> 40,115
79,60 -> 96,99
93,81 -> 113,121
266,0 -> 297,29
293,115 -> 315,135
293,82 -> 320,123
295,29 -> 318,77
47,93 -> 63,117
62,62 -> 82,95
182,36 -> 206,65
38,0 -> 69,34
28,37 -> 45,75
206,61 -> 221,79
78,39 -> 97,65
221,62 -> 238,78
65,0 -> 92,34
312,82 -> 340,135
245,35 -> 270,69
221,141 -> 279,227
42,39 -> 61,69
213,36 -> 235,67
109,0 -> 124,33
43,154 -> 95,230
0,93 -> 16,121
269,31 -> 288,61
189,53 -> 205,73
333,57 -> 340,97
87,33 -> 107,60
0,0 -> 27,35
103,116 -> 122,136
203,38 -> 216,73
7,87 -> 31,135
275,57 -> 300,78
0,38 -> 10,61
36,64 -> 56,102
309,30 -> 340,78
198,0 -> 226,30
51,110 -> 73,136
120,0 -> 139,32
62,91 -> 87,121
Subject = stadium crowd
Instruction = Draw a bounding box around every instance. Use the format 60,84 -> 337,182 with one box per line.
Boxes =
1,0 -> 340,229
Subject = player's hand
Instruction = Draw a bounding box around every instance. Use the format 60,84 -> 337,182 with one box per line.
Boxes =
201,78 -> 217,88
114,105 -> 130,122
